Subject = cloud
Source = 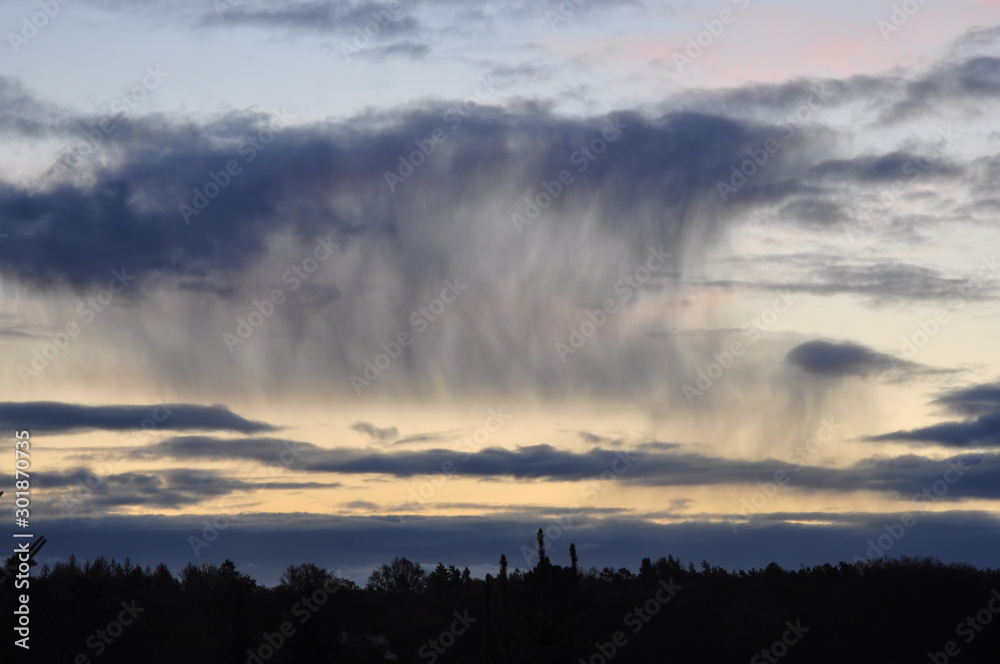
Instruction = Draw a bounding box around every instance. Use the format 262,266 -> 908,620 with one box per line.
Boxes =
374,41 -> 430,60
0,76 -> 65,137
866,380 -> 1000,449
29,510 -> 1000,587
808,151 -> 964,183
1,30 -> 996,415
39,466 -> 341,511
778,198 -> 845,226
138,435 -> 1000,500
576,431 -> 623,447
200,0 -> 422,37
702,261 -> 998,307
931,382 -> 1000,416
0,90 -> 805,295
0,401 -> 276,434
786,340 -> 927,379
0,92 -> 817,407
351,421 -> 400,443
392,431 -> 457,446
868,412 -> 1000,449
887,56 -> 1000,121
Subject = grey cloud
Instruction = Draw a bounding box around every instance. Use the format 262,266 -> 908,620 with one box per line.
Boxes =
576,431 -> 623,447
140,435 -> 1000,501
30,510 -> 1000,587
868,412 -> 1000,449
374,41 -> 431,59
786,340 -> 901,378
778,198 -> 845,226
43,467 -> 340,511
0,401 -> 276,434
866,380 -> 1000,448
201,0 -> 422,37
0,95 -> 812,407
0,103 -> 779,293
351,421 -> 400,443
808,152 -> 964,182
704,261 -> 997,306
931,382 -> 1000,416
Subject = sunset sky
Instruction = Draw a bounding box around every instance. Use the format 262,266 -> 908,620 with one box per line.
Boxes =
1,0 -> 999,585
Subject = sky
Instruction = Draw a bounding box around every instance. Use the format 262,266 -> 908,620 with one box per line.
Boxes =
1,0 -> 999,586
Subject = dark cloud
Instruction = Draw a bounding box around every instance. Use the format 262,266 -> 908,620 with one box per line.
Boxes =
868,412 -> 1000,449
2,40 -> 995,408
677,42 -> 1000,127
39,467 -> 341,510
0,102 -> 786,295
931,382 -> 1000,416
890,56 -> 1000,120
351,421 -> 399,443
200,0 -> 422,37
29,510 -> 1000,587
139,435 -> 1000,501
778,198 -> 844,226
392,431 -> 456,446
694,41 -> 1000,125
786,340 -> 921,379
866,381 -> 1000,449
0,76 -> 64,137
0,401 -> 276,434
812,263 -> 980,303
375,41 -> 431,59
705,261 -> 997,306
137,436 -> 310,464
808,152 -> 964,182
0,92 -> 828,407
343,500 -> 380,510
576,431 -> 623,447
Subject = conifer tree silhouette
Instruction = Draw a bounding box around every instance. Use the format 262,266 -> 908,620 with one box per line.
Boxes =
483,533 -> 595,662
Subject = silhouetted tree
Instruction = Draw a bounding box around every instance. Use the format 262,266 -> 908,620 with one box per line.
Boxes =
366,557 -> 427,595
279,562 -> 335,595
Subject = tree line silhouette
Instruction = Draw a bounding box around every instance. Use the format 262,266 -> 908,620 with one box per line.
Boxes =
2,528 -> 999,663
